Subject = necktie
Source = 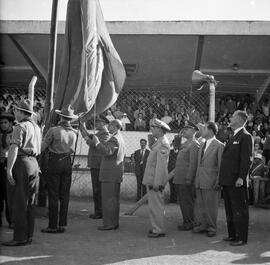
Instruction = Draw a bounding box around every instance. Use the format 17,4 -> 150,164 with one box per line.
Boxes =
201,141 -> 207,161
140,150 -> 144,165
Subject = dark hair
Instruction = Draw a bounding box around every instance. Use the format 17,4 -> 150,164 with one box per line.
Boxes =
140,138 -> 147,144
206,121 -> 218,135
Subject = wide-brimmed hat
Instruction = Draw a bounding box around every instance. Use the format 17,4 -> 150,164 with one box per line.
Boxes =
183,120 -> 199,131
0,112 -> 15,121
151,118 -> 171,132
55,105 -> 78,119
14,99 -> 36,115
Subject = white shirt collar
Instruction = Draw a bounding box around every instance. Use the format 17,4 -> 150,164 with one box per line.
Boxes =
205,136 -> 215,151
233,126 -> 244,136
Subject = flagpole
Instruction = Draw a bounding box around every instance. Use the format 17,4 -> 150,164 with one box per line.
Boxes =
38,0 -> 59,207
44,0 -> 59,133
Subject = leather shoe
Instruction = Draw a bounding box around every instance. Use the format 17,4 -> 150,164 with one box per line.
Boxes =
230,240 -> 247,246
223,236 -> 236,242
89,214 -> 102,219
192,226 -> 207,233
207,231 -> 216,237
41,227 -> 58,233
2,240 -> 29,247
147,232 -> 165,238
97,225 -> 118,231
177,224 -> 193,231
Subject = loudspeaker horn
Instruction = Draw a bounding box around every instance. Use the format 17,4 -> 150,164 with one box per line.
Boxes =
192,70 -> 216,90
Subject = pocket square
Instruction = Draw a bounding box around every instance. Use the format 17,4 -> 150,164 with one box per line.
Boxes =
233,141 -> 239,144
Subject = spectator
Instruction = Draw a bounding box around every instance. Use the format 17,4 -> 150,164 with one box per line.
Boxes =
134,113 -> 146,131
161,110 -> 173,124
120,113 -> 132,131
105,110 -> 115,122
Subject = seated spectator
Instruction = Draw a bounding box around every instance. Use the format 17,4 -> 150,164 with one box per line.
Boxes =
133,106 -> 145,120
252,130 -> 262,145
121,113 -> 132,131
134,113 -> 146,131
161,110 -> 173,124
113,105 -> 123,119
188,104 -> 200,124
263,131 -> 270,164
105,109 -> 115,122
169,113 -> 184,132
149,113 -> 158,128
262,99 -> 270,117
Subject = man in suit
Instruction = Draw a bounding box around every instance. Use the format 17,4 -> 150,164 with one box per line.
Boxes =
193,122 -> 224,237
80,115 -> 110,219
91,119 -> 125,230
133,139 -> 150,201
143,118 -> 170,238
171,121 -> 200,231
219,110 -> 253,246
3,99 -> 41,246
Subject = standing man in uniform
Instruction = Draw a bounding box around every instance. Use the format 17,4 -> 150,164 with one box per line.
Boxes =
219,110 -> 253,246
193,122 -> 224,237
143,118 -> 170,238
80,115 -> 110,219
90,119 -> 125,230
133,139 -> 150,201
171,121 -> 200,231
41,106 -> 78,233
2,99 -> 41,246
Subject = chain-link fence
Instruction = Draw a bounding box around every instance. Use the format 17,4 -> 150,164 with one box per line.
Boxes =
1,86 -> 209,201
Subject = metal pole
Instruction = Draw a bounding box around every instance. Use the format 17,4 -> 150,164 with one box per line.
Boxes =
209,82 -> 216,122
28,76 -> 37,109
44,0 -> 59,133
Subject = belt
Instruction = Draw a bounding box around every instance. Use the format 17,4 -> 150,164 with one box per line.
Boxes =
48,152 -> 71,160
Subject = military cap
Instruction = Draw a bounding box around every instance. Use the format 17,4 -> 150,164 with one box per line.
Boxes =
183,120 -> 199,131
151,118 -> 171,131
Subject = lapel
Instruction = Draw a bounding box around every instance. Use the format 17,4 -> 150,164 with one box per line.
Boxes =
224,128 -> 243,152
202,139 -> 216,160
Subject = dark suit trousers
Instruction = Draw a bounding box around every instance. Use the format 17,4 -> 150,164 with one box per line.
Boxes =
101,182 -> 120,227
12,157 -> 39,241
136,169 -> 146,200
222,186 -> 249,242
177,184 -> 195,226
90,168 -> 102,216
47,155 -> 72,229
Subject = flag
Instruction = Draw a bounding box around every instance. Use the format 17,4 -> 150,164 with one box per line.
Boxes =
54,0 -> 126,117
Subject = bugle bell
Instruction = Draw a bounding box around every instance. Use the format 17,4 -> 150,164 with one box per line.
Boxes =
192,70 -> 216,90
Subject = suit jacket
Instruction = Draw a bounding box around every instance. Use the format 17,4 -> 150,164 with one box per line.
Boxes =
133,148 -> 150,177
195,138 -> 224,189
173,138 -> 200,184
87,127 -> 110,168
219,128 -> 253,187
142,135 -> 170,187
97,131 -> 125,183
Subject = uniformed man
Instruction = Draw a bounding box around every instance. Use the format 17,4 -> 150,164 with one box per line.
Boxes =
41,106 -> 78,233
143,118 -> 170,238
2,99 -> 41,246
171,121 -> 200,231
0,112 -> 15,228
90,119 -> 125,230
80,115 -> 110,219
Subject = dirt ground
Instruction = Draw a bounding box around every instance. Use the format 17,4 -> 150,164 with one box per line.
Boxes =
0,198 -> 270,265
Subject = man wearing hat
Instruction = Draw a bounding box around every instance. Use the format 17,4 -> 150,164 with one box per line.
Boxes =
90,119 -> 125,230
80,115 -> 110,219
142,118 -> 170,238
2,100 -> 41,246
0,112 -> 15,228
193,122 -> 224,237
41,106 -> 78,234
171,120 -> 200,231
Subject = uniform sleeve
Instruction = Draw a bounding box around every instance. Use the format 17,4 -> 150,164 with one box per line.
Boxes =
41,128 -> 54,152
96,136 -> 118,156
10,124 -> 25,147
154,144 -> 170,186
239,134 -> 253,180
185,143 -> 199,182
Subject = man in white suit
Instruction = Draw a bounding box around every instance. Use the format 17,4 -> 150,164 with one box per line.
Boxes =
193,122 -> 224,237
